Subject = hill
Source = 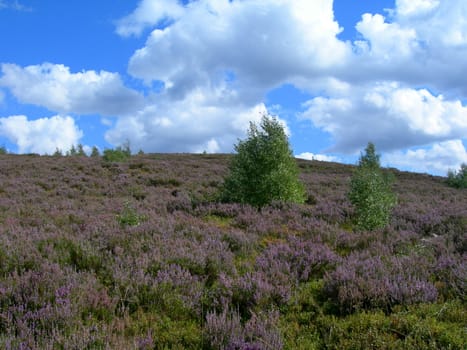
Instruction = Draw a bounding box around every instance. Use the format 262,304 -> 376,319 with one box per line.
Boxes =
0,153 -> 465,349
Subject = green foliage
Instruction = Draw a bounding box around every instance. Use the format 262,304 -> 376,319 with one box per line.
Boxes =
348,142 -> 396,230
446,163 -> 467,188
221,115 -> 306,208
116,201 -> 146,227
0,146 -> 7,154
77,144 -> 86,156
90,146 -> 100,157
280,281 -> 324,349
53,148 -> 63,157
315,302 -> 466,350
358,141 -> 380,168
67,144 -> 78,156
126,312 -> 202,349
103,141 -> 131,162
38,238 -> 104,273
65,144 -> 87,156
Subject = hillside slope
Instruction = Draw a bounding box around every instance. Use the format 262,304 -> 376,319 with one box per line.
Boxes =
0,154 -> 465,349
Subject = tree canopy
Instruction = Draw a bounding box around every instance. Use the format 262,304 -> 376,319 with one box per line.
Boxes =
447,163 -> 467,189
222,115 -> 306,208
348,142 -> 397,230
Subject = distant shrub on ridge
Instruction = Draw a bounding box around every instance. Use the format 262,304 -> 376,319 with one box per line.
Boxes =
447,163 -> 467,188
103,142 -> 131,162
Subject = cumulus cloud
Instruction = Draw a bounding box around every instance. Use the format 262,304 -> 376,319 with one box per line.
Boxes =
106,0 -> 350,152
127,0 -> 349,95
0,63 -> 144,115
0,115 -> 83,154
108,0 -> 467,161
115,0 -> 185,37
296,152 -> 339,162
121,0 -> 466,149
105,94 -> 269,153
395,0 -> 440,18
348,0 -> 467,97
354,13 -> 418,62
2,0 -> 467,170
395,0 -> 467,47
301,82 -> 467,154
383,140 -> 467,175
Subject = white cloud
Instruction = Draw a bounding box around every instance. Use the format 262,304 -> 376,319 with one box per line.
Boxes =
383,140 -> 467,175
108,0 -> 349,152
2,0 -> 467,173
395,0 -> 440,17
0,115 -> 83,154
348,0 -> 467,97
0,0 -> 31,11
292,1 -> 467,164
0,63 -> 144,115
301,82 -> 467,153
127,0 -> 349,94
394,0 -> 467,48
116,0 -> 467,159
296,152 -> 339,162
115,0 -> 185,37
105,89 -> 269,153
355,14 -> 418,60
396,0 -> 467,47
389,88 -> 467,136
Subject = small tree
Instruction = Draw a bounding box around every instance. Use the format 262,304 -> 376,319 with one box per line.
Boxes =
447,163 -> 467,189
53,148 -> 63,157
103,141 -> 131,162
77,144 -> 86,156
67,144 -> 78,156
221,115 -> 306,208
348,142 -> 396,230
90,146 -> 100,157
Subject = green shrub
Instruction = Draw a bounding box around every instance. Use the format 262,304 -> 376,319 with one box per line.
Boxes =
221,115 -> 306,208
41,238 -> 103,273
348,142 -> 396,230
315,303 -> 466,350
53,147 -> 63,156
447,163 -> 467,188
90,146 -> 100,157
103,142 -> 131,162
116,201 -> 146,227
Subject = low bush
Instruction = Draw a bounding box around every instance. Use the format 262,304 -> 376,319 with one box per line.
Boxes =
204,309 -> 283,349
315,302 -> 466,350
447,163 -> 467,188
103,143 -> 131,162
323,252 -> 438,313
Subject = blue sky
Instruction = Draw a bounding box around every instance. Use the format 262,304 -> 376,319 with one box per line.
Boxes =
1,0 -> 467,175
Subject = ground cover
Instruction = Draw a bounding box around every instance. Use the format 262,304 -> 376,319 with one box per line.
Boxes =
0,153 -> 465,349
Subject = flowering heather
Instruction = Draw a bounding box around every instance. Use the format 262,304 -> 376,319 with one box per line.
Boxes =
205,309 -> 282,349
324,252 -> 438,313
0,153 -> 465,348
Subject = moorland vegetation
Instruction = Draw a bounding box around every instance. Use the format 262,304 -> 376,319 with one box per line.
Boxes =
0,130 -> 465,348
